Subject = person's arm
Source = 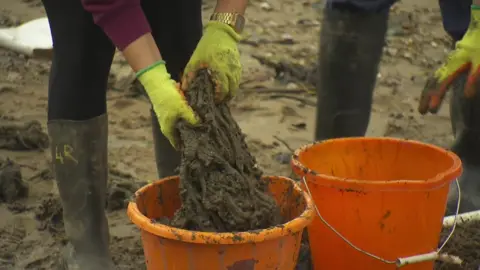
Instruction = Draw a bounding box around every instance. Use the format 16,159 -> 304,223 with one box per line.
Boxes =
214,0 -> 248,15
475,0 -> 480,5
81,0 -> 161,72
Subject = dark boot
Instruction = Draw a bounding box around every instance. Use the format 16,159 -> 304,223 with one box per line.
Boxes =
314,8 -> 389,140
445,73 -> 480,215
151,109 -> 180,178
48,114 -> 113,269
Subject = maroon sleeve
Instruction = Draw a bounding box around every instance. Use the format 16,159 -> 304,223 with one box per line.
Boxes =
81,0 -> 151,50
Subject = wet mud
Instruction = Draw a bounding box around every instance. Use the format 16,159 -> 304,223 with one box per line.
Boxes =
436,221 -> 480,270
0,0 -> 472,268
35,194 -> 64,234
0,120 -> 49,150
295,230 -> 313,270
169,69 -> 282,232
0,158 -> 28,203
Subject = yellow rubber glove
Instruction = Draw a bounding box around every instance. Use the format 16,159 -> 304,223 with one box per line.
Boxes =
137,61 -> 199,147
419,5 -> 480,115
182,21 -> 242,102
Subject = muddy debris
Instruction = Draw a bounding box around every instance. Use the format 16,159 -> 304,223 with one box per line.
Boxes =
107,179 -> 146,212
0,222 -> 26,268
436,221 -> 480,270
0,10 -> 20,27
111,235 -> 146,270
107,166 -> 147,211
0,158 -> 28,203
251,53 -> 317,87
35,194 -> 64,234
0,120 -> 49,150
166,69 -> 282,232
21,0 -> 43,8
295,230 -> 313,270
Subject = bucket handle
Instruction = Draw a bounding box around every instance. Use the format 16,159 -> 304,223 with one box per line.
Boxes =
301,176 -> 464,268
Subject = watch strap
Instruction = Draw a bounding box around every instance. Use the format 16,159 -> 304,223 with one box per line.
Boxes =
210,12 -> 245,34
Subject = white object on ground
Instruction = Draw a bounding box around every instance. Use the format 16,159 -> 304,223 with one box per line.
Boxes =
0,17 -> 52,58
396,210 -> 480,267
443,209 -> 480,227
396,251 -> 463,267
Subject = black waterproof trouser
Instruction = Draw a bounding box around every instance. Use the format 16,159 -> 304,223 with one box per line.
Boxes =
42,0 -> 202,122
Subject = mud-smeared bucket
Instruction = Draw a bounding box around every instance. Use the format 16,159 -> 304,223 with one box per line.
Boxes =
291,137 -> 462,270
127,176 -> 314,270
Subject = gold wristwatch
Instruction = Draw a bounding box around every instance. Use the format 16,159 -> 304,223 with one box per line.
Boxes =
210,13 -> 245,34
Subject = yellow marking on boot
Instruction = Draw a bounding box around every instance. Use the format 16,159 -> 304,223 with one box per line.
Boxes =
55,144 -> 78,165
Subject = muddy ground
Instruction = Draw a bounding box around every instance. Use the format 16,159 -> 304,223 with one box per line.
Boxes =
0,0 -> 478,269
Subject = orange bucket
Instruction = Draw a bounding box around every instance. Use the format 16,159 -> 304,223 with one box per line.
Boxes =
127,176 -> 315,270
291,137 -> 462,270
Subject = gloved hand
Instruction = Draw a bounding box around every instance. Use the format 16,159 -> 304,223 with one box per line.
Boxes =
137,61 -> 199,147
182,21 -> 242,102
418,6 -> 480,115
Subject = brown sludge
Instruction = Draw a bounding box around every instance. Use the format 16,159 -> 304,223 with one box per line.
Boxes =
435,221 -> 480,270
0,158 -> 28,203
168,69 -> 282,232
0,121 -> 49,150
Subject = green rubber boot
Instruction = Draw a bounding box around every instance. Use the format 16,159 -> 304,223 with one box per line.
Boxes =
315,8 -> 389,140
151,109 -> 180,178
48,114 -> 114,269
446,72 -> 480,215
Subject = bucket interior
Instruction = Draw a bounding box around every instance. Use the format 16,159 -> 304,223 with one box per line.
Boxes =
134,176 -> 308,225
297,138 -> 457,182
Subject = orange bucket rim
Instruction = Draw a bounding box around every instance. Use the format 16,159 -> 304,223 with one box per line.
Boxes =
127,175 -> 315,245
291,137 -> 462,190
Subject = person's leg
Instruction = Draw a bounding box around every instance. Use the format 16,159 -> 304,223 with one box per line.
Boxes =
314,0 -> 395,141
439,0 -> 480,215
439,0 -> 471,42
142,0 -> 203,178
42,0 -> 115,268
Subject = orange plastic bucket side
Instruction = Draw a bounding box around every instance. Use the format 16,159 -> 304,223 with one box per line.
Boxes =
127,176 -> 315,270
290,138 -> 462,269
301,179 -> 453,269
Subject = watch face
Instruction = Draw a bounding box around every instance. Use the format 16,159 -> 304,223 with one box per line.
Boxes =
234,15 -> 245,33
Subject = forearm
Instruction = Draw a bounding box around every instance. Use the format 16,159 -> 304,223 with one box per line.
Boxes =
81,0 -> 162,72
214,0 -> 248,15
122,34 -> 162,73
475,0 -> 480,6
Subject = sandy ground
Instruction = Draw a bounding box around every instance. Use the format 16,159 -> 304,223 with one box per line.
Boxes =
0,0 -> 466,269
